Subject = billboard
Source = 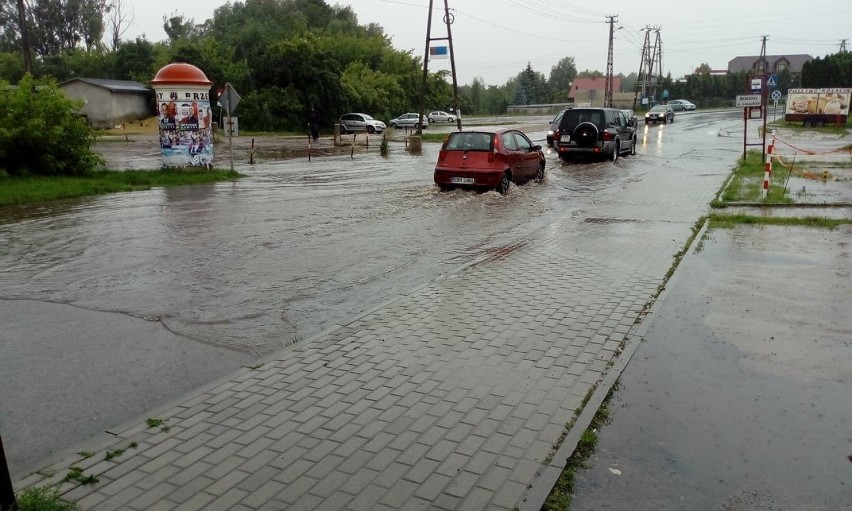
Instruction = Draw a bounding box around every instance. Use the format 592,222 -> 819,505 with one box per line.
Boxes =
785,88 -> 851,117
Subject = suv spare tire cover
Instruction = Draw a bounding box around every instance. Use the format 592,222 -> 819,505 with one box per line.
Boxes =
573,122 -> 599,148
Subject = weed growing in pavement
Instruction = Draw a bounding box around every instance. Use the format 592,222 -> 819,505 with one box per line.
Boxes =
62,466 -> 98,485
542,383 -> 618,511
708,214 -> 852,230
76,451 -> 94,459
14,485 -> 79,511
145,418 -> 170,432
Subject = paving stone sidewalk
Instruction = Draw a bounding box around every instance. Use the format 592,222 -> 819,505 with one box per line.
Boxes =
16,162 -> 727,510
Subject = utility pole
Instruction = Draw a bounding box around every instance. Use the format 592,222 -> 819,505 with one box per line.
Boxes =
633,26 -> 661,110
604,15 -> 617,108
840,39 -> 848,53
419,0 -> 462,135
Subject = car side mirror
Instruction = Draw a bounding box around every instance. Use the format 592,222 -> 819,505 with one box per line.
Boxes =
628,119 -> 637,128
531,145 -> 542,151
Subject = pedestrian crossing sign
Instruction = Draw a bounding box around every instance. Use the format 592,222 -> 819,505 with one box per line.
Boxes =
767,75 -> 778,88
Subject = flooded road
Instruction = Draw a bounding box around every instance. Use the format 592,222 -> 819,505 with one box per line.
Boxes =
0,110 -> 742,477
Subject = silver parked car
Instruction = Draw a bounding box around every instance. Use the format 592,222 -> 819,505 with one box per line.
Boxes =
668,99 -> 696,111
339,113 -> 387,134
389,113 -> 429,129
428,110 -> 456,123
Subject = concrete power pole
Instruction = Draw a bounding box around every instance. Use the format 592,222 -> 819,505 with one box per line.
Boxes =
604,15 -> 617,108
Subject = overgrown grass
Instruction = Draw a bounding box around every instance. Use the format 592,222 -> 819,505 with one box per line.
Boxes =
0,169 -> 243,206
766,121 -> 851,135
419,132 -> 450,143
14,485 -> 79,511
708,213 -> 852,229
718,150 -> 793,204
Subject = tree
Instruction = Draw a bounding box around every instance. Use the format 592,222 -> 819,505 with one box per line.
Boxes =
548,56 -> 577,101
27,0 -> 107,57
162,11 -> 203,43
105,0 -> 132,50
0,74 -> 102,175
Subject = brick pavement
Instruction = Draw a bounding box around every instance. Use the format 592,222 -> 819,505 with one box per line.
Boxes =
17,156 -> 729,510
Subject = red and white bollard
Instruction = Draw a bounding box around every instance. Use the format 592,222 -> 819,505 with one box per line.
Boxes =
762,130 -> 776,198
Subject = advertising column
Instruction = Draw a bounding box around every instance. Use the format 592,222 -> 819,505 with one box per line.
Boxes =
151,63 -> 214,168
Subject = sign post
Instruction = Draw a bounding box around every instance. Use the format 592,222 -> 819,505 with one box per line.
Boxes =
218,82 -> 241,172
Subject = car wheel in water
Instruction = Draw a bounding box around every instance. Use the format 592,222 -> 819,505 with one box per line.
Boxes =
496,172 -> 511,195
339,125 -> 347,134
447,117 -> 454,123
367,126 -> 376,134
611,141 -> 619,163
535,162 -> 545,182
428,117 -> 435,123
390,122 -> 398,128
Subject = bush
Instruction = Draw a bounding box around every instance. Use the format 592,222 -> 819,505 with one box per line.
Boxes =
14,485 -> 79,511
0,74 -> 102,176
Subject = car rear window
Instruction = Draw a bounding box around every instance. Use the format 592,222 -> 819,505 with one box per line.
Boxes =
446,132 -> 493,151
560,109 -> 604,131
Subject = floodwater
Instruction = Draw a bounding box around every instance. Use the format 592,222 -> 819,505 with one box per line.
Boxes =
0,109 -> 762,478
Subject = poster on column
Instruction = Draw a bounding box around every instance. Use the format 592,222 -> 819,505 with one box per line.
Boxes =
157,89 -> 214,168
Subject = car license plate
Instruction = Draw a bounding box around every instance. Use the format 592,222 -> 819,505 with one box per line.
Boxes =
451,177 -> 475,184
560,134 -> 571,142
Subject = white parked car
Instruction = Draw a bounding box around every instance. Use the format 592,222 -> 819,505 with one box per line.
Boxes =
428,110 -> 456,123
389,112 -> 429,129
339,113 -> 386,134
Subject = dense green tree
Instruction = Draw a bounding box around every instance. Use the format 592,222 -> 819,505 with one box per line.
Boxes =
114,37 -> 157,81
547,56 -> 577,101
0,74 -> 101,175
801,52 -> 852,88
28,0 -> 107,56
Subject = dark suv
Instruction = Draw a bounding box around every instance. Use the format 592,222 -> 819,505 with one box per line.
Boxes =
554,107 -> 637,162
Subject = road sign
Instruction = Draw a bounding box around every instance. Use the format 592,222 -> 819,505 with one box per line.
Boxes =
662,89 -> 669,99
771,90 -> 782,101
218,83 -> 241,115
750,78 -> 762,93
767,74 -> 778,88
736,94 -> 762,107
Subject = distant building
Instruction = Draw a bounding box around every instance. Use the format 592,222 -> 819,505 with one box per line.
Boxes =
568,77 -> 625,107
59,78 -> 154,129
727,54 -> 813,77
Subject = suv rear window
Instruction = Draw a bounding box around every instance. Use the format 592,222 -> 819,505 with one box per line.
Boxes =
559,109 -> 604,132
445,132 -> 493,151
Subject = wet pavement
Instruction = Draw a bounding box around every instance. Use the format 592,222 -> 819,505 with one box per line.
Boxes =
572,129 -> 852,509
3,111 -> 849,510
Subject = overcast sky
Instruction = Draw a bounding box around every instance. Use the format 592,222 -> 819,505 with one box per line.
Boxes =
123,0 -> 851,86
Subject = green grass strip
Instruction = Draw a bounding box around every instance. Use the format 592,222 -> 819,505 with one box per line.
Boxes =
0,169 -> 243,206
708,213 -> 852,229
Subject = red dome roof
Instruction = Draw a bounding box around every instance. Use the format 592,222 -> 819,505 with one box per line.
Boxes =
151,63 -> 212,86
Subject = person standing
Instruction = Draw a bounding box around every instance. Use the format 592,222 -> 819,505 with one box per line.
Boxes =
308,107 -> 320,142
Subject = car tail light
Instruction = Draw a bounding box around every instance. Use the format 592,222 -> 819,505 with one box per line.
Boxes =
602,131 -> 613,141
554,129 -> 560,140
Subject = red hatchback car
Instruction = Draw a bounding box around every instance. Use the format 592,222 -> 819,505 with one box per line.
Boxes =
434,129 -> 545,194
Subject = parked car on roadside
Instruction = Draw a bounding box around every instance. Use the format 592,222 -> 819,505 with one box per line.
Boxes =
553,107 -> 637,162
645,104 -> 674,124
428,110 -> 456,123
339,113 -> 386,134
434,129 -> 545,194
668,99 -> 696,111
389,112 -> 428,129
